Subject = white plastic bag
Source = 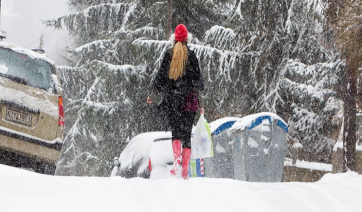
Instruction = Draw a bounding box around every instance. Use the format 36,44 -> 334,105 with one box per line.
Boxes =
191,114 -> 213,159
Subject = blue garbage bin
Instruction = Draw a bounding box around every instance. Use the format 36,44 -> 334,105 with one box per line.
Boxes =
230,112 -> 288,182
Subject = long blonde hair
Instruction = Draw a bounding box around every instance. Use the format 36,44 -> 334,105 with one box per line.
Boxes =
169,41 -> 188,80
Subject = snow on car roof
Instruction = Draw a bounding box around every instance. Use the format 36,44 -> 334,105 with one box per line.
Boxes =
119,131 -> 172,170
0,41 -> 55,65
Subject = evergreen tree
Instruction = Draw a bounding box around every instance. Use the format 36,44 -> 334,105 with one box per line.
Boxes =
48,1 -> 154,176
47,0 -> 229,176
48,0 -> 344,176
192,0 -> 344,162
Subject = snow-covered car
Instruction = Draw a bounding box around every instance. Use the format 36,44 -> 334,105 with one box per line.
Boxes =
0,40 -> 64,174
111,131 -> 173,179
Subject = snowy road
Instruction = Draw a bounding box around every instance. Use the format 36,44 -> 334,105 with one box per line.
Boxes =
0,164 -> 361,212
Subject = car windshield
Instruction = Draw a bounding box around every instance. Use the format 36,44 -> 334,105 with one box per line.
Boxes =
0,47 -> 55,91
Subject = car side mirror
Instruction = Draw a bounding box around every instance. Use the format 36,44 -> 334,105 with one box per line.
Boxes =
114,157 -> 120,167
0,31 -> 7,40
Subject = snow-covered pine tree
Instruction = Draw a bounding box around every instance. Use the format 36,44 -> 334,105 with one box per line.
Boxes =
188,0 -> 344,162
47,1 -> 155,176
48,0 -> 344,176
280,0 -> 345,162
47,0 -> 230,176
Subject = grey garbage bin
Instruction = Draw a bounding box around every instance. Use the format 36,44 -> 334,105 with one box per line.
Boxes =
230,112 -> 288,182
204,117 -> 242,179
204,113 -> 288,182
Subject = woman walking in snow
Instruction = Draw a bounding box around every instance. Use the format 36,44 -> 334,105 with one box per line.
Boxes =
147,24 -> 205,179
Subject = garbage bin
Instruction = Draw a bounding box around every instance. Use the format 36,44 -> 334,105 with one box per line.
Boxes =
230,112 -> 288,182
203,117 -> 242,178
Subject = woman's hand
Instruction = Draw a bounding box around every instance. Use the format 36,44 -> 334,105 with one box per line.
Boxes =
199,107 -> 205,115
147,96 -> 153,105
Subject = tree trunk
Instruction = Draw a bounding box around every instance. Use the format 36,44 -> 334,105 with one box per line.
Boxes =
167,0 -> 172,38
343,57 -> 357,171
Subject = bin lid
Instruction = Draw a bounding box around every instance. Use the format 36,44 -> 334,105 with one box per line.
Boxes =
209,117 -> 242,136
230,112 -> 288,133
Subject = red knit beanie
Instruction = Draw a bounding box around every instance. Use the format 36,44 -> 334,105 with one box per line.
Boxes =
174,24 -> 188,42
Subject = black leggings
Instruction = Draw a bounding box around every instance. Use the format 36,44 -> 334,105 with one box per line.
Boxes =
170,111 -> 196,149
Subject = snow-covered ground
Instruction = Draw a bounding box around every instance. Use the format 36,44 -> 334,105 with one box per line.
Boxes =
1,164 -> 361,212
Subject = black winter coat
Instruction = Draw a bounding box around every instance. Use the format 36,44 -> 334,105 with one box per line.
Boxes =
151,46 -> 204,130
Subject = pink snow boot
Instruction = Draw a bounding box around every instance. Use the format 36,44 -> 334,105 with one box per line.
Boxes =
181,148 -> 191,180
170,140 -> 182,176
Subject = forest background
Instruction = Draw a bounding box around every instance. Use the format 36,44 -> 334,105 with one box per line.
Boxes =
45,0 -> 362,177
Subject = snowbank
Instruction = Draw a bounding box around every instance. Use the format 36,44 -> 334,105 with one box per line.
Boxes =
1,164 -> 361,212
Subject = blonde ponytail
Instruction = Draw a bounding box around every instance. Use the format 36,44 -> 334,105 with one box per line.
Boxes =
169,42 -> 188,80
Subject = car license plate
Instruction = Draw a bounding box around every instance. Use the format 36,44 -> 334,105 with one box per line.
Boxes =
5,108 -> 33,127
